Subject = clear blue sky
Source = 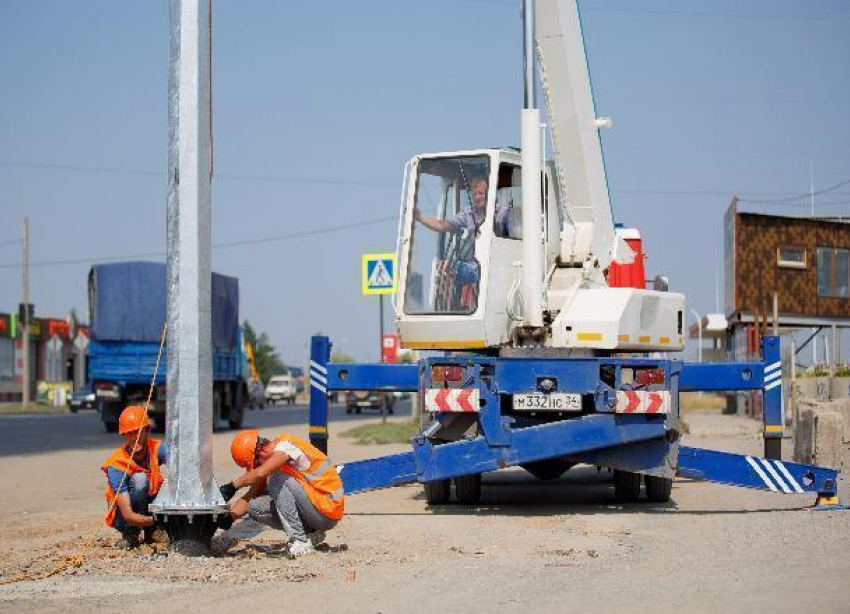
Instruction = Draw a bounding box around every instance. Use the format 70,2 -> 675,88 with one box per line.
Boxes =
1,0 -> 849,365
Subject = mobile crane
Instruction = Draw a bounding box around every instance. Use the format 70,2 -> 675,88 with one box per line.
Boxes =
307,0 -> 840,508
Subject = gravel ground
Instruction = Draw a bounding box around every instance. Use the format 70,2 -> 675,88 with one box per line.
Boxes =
1,410 -> 848,614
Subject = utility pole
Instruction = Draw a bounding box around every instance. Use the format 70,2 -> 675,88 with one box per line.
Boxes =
21,217 -> 30,408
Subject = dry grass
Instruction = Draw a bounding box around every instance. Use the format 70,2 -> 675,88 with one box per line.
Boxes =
340,420 -> 419,445
679,392 -> 728,414
0,402 -> 69,415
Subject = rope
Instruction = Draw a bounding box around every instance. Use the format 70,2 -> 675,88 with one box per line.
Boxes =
0,324 -> 168,586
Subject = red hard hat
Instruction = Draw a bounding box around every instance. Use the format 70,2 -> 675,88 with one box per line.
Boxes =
119,405 -> 151,435
231,429 -> 260,469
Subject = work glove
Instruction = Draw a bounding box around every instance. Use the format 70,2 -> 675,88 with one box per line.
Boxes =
216,513 -> 234,532
219,481 -> 238,502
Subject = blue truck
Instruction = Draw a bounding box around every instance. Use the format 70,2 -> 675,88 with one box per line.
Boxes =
88,261 -> 246,432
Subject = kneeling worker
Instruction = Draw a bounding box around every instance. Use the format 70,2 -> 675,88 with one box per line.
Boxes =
100,405 -> 167,548
220,430 -> 344,557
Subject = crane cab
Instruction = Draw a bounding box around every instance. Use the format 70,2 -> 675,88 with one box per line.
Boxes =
395,148 -> 560,350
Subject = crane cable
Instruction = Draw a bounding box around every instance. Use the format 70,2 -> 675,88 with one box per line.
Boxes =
0,324 -> 168,586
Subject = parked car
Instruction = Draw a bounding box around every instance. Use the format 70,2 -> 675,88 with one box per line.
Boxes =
266,374 -> 297,405
247,379 -> 266,409
68,383 -> 96,413
346,390 -> 395,414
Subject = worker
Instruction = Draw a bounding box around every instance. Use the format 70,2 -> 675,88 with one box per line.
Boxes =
100,405 -> 168,549
413,177 -> 511,237
219,429 -> 344,557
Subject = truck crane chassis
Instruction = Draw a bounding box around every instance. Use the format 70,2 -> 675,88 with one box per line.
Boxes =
308,335 -> 841,509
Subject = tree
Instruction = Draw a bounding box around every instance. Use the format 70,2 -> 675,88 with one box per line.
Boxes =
330,350 -> 355,364
243,320 -> 285,383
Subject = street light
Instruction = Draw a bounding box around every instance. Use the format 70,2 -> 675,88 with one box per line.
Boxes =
690,307 -> 703,363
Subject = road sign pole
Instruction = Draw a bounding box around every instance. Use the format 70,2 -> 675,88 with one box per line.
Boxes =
379,295 -> 386,424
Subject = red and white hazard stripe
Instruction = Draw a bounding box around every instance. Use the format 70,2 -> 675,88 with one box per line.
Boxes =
424,388 -> 480,413
615,390 -> 671,414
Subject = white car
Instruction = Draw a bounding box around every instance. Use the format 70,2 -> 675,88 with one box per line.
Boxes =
266,374 -> 297,405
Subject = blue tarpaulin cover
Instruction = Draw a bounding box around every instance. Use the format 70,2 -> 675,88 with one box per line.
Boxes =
89,261 -> 239,350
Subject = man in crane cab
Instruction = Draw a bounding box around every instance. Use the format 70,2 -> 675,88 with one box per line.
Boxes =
412,176 -> 512,311
100,405 -> 168,549
413,177 -> 510,237
220,429 -> 344,557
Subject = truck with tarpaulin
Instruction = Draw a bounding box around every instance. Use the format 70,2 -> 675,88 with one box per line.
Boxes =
87,261 -> 245,432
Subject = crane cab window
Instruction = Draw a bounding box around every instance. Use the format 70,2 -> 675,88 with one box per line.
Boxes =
495,164 -> 522,240
405,156 -> 489,315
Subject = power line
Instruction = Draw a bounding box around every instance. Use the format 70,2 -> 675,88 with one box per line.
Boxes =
0,238 -> 21,248
0,215 -> 396,270
0,160 -> 398,189
737,177 -> 850,204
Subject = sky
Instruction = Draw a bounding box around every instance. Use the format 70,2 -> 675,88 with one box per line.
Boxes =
1,0 -> 849,365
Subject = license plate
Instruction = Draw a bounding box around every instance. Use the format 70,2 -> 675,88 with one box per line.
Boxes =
357,401 -> 373,407
513,393 -> 582,412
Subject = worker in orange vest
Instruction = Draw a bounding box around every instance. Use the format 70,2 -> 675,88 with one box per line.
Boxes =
100,405 -> 168,549
220,429 -> 344,557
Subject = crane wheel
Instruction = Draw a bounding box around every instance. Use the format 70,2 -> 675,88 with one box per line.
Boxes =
613,469 -> 642,503
423,479 -> 450,505
454,474 -> 482,505
644,474 -> 673,503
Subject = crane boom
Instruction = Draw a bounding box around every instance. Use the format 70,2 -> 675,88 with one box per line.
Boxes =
536,0 -> 616,270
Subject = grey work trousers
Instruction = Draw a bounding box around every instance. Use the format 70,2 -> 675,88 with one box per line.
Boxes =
248,472 -> 337,543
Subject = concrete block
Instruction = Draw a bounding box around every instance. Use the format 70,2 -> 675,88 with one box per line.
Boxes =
794,406 -> 814,465
794,401 -> 847,469
813,410 -> 844,470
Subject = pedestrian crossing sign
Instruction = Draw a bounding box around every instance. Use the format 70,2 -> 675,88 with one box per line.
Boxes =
362,253 -> 397,296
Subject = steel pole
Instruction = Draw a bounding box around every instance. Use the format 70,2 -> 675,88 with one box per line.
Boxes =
151,0 -> 226,554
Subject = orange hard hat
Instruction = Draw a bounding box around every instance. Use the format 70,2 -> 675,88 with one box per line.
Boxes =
119,405 -> 151,435
231,429 -> 260,469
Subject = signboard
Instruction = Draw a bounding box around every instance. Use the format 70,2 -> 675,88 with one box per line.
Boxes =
381,334 -> 399,364
361,253 -> 397,296
0,314 -> 9,338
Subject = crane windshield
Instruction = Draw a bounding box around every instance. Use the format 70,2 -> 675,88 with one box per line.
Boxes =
404,156 -> 490,315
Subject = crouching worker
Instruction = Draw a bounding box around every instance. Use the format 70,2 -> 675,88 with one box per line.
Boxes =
220,430 -> 344,557
100,405 -> 167,549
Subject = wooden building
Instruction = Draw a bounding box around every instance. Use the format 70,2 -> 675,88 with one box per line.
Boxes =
725,200 -> 850,360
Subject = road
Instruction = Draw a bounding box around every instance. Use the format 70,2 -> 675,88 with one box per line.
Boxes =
0,400 -> 412,458
1,408 -> 848,613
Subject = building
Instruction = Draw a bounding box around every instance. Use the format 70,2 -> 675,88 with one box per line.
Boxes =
0,311 -> 89,402
725,201 -> 850,361
721,201 -> 850,416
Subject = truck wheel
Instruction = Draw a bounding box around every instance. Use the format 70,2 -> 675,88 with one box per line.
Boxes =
613,469 -> 642,503
100,402 -> 119,433
423,479 -> 450,505
228,404 -> 245,429
103,420 -> 118,433
644,475 -> 673,503
152,416 -> 166,433
454,474 -> 482,505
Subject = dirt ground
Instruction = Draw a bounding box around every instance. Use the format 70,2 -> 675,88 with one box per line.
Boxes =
1,409 -> 848,614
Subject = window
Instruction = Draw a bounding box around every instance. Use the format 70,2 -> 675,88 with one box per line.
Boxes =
405,155 -> 490,315
777,246 -> 806,269
817,247 -> 850,298
494,164 -> 522,240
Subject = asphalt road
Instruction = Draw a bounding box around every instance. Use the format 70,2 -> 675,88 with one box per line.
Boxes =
0,400 -> 412,458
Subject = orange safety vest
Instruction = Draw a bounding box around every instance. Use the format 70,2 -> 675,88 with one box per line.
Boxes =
100,439 -> 164,527
275,434 -> 344,521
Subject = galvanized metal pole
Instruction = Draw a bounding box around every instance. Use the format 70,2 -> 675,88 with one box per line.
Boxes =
520,0 -> 543,330
20,218 -> 29,408
151,0 -> 226,554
